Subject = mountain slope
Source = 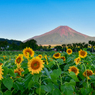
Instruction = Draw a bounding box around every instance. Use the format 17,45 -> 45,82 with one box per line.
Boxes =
25,26 -> 95,45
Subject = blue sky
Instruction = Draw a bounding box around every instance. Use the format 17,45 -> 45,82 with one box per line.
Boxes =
0,0 -> 95,41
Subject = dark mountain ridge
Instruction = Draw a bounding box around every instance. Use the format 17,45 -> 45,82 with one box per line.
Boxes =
0,38 -> 22,45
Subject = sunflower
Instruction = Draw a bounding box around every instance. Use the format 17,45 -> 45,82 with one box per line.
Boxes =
45,55 -> 48,65
15,54 -> 23,67
83,70 -> 94,79
3,55 -> 6,58
60,56 -> 66,61
79,50 -> 87,58
23,47 -> 34,59
14,67 -> 24,77
38,54 -> 42,59
53,53 -> 61,59
43,60 -> 46,62
68,66 -> 79,75
74,57 -> 81,65
0,66 -> 3,80
28,57 -> 44,74
0,63 -> 3,66
66,49 -> 72,55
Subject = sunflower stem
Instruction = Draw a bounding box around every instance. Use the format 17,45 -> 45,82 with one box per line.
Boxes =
57,63 -> 59,68
0,81 -> 1,91
83,63 -> 89,88
57,63 -> 63,95
39,75 -> 41,95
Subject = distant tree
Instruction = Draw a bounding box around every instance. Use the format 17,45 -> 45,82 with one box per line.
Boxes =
88,40 -> 95,52
0,41 -> 8,50
54,46 -> 62,51
84,44 -> 88,48
38,45 -> 43,50
72,43 -> 77,52
9,42 -> 19,50
62,44 -> 66,51
23,39 -> 38,50
43,46 -> 48,51
48,45 -> 51,49
67,44 -> 72,48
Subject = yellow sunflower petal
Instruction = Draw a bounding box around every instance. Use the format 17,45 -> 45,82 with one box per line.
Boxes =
53,53 -> 61,59
0,66 -> 3,80
83,69 -> 94,79
28,57 -> 44,75
79,50 -> 87,58
23,47 -> 34,59
66,49 -> 72,55
15,54 -> 23,66
68,66 -> 79,75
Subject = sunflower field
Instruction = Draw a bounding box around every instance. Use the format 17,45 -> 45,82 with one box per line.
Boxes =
0,47 -> 95,95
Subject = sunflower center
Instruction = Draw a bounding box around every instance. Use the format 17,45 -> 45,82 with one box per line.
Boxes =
77,58 -> 80,62
80,51 -> 85,56
86,71 -> 93,76
31,61 -> 40,70
14,70 -> 21,75
61,57 -> 65,61
17,58 -> 21,63
39,56 -> 41,58
55,54 -> 59,57
68,50 -> 71,53
26,50 -> 32,56
34,63 -> 37,66
0,63 -> 2,65
71,68 -> 77,73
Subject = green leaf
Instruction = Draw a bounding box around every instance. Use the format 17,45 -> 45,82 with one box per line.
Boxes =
61,82 -> 74,95
57,59 -> 63,65
41,83 -> 54,93
24,74 -> 32,87
64,64 -> 69,71
3,90 -> 11,95
51,68 -> 61,78
3,78 -> 13,90
44,67 -> 51,79
32,74 -> 40,82
81,64 -> 85,72
22,68 -> 29,75
47,83 -> 54,92
8,69 -> 15,77
69,72 -> 79,82
21,61 -> 27,68
15,81 -> 24,91
0,91 -> 3,95
52,89 -> 61,95
3,67 -> 9,76
89,75 -> 95,80
13,82 -> 19,90
81,87 -> 90,95
48,61 -> 54,68
28,80 -> 34,89
67,57 -> 72,63
50,68 -> 61,82
69,79 -> 76,86
36,87 -> 45,94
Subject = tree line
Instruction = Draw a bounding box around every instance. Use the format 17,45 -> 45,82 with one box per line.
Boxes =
0,39 -> 95,52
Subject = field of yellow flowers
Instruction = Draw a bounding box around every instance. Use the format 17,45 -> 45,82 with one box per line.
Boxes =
0,47 -> 95,95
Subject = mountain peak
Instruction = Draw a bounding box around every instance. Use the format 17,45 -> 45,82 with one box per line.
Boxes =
57,25 -> 69,29
24,26 -> 95,45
